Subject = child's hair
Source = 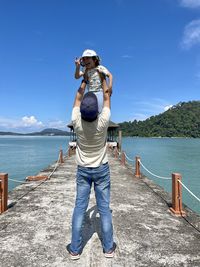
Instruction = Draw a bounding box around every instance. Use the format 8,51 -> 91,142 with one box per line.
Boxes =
80,56 -> 100,67
92,56 -> 100,67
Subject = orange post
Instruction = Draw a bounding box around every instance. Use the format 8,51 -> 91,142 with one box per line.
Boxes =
0,173 -> 8,214
134,156 -> 141,178
121,151 -> 126,165
59,149 -> 64,163
68,147 -> 71,157
114,147 -> 118,159
170,173 -> 186,216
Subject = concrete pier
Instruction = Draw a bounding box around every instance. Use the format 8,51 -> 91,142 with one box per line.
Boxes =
0,152 -> 200,267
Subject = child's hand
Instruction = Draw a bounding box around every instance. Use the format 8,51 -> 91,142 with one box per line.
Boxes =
75,57 -> 81,67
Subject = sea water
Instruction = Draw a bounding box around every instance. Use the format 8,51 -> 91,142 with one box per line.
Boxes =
122,137 -> 200,215
0,136 -> 69,191
0,136 -> 199,215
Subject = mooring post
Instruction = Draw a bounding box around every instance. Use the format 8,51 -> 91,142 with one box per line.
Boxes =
68,147 -> 71,157
59,149 -> 64,163
0,173 -> 8,214
170,173 -> 186,216
118,130 -> 122,153
121,151 -> 125,165
114,147 -> 118,159
134,156 -> 141,178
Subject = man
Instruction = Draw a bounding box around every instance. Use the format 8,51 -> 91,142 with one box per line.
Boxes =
67,78 -> 116,260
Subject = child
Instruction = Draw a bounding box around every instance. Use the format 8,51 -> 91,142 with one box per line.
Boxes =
74,49 -> 113,113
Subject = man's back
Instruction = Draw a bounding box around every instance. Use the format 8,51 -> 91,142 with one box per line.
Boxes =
72,106 -> 110,167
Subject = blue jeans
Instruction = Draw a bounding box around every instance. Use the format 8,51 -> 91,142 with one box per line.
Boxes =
70,162 -> 114,253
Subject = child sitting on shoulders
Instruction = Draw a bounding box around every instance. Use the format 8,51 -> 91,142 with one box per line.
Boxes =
74,49 -> 113,113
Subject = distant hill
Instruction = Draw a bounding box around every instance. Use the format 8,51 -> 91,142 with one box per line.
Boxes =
0,128 -> 70,136
0,131 -> 23,136
119,101 -> 200,138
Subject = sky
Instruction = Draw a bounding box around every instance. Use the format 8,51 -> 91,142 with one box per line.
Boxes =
0,0 -> 200,133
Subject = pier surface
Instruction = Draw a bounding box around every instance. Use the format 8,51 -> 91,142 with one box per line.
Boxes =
0,152 -> 200,267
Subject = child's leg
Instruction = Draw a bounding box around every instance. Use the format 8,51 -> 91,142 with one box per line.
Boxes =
94,91 -> 103,113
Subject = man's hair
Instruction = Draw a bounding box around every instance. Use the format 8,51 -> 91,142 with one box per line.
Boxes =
80,92 -> 98,122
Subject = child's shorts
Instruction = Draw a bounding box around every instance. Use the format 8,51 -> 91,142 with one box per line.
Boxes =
94,90 -> 103,113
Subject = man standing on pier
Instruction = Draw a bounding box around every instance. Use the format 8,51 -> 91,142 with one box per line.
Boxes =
67,78 -> 116,260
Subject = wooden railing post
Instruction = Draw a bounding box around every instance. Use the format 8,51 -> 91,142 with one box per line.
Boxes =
59,149 -> 64,163
114,147 -> 118,158
121,151 -> 125,165
0,173 -> 8,214
170,173 -> 186,216
118,130 -> 122,153
134,156 -> 141,178
68,147 -> 71,157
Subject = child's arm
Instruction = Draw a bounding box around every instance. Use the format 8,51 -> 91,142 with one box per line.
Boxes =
74,57 -> 84,79
97,66 -> 113,96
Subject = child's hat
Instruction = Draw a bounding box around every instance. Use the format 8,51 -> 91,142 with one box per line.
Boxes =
81,49 -> 100,61
80,92 -> 98,122
82,49 -> 98,57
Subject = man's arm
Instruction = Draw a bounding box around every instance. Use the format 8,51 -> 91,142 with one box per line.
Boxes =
102,76 -> 110,109
106,71 -> 113,96
73,80 -> 87,107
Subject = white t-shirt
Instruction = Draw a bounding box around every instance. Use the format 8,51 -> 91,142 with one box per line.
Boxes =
72,106 -> 111,167
82,65 -> 109,92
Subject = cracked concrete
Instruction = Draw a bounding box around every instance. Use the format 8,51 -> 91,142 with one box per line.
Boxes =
0,152 -> 200,267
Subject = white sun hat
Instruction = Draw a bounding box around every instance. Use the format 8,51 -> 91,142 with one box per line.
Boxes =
81,49 -> 98,58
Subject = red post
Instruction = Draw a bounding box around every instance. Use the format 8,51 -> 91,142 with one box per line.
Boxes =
68,147 -> 71,157
134,156 -> 141,178
121,151 -> 126,165
170,173 -> 186,216
114,147 -> 118,159
0,173 -> 8,214
59,149 -> 64,163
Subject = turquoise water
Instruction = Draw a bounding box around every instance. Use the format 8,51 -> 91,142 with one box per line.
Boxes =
122,137 -> 200,215
0,136 -> 199,215
0,136 -> 69,191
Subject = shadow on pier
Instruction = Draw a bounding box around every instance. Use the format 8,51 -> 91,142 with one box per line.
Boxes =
0,151 -> 200,267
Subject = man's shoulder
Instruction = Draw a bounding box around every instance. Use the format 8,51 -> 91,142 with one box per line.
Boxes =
72,107 -> 81,124
101,106 -> 110,113
98,107 -> 111,122
72,106 -> 80,114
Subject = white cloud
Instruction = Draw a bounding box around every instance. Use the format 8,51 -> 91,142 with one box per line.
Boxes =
121,54 -> 133,59
47,120 -> 67,129
0,115 -> 44,132
131,113 -> 148,121
181,19 -> 200,49
180,0 -> 200,8
0,116 -> 68,133
22,116 -> 43,127
164,105 -> 173,111
84,41 -> 95,47
128,99 -> 174,121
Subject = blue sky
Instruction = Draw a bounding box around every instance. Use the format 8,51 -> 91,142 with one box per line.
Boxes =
0,0 -> 200,133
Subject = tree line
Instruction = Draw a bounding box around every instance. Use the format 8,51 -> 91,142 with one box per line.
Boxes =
119,101 -> 200,138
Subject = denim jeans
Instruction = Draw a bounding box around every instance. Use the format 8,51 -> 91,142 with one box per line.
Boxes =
70,162 -> 114,254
